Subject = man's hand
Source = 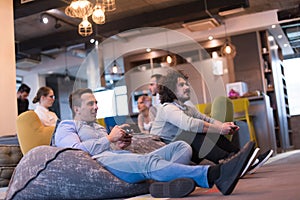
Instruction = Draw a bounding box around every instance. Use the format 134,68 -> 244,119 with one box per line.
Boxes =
107,125 -> 126,143
220,122 -> 240,135
106,124 -> 133,149
115,134 -> 132,149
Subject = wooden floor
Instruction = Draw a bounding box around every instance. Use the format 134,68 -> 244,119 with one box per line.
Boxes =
184,149 -> 300,200
1,150 -> 300,200
127,149 -> 300,200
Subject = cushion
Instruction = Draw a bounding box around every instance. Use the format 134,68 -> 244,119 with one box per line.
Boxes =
125,134 -> 165,154
0,145 -> 22,187
6,146 -> 150,200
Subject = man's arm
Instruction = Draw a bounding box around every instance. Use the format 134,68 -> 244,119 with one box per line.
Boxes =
54,120 -> 111,156
165,104 -> 237,135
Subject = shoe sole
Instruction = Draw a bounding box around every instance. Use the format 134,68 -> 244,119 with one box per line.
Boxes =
149,178 -> 196,198
240,148 -> 260,177
216,141 -> 255,195
248,149 -> 273,174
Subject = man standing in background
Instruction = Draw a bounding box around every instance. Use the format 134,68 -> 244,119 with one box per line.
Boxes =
148,74 -> 163,121
17,83 -> 31,115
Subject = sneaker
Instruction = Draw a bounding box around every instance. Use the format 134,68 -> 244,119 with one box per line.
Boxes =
240,147 -> 260,177
149,178 -> 196,198
247,149 -> 273,174
215,141 -> 255,195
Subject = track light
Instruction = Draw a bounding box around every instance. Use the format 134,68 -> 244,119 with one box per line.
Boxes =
40,14 -> 49,24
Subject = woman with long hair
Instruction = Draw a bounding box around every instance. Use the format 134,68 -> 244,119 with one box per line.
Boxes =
137,95 -> 152,134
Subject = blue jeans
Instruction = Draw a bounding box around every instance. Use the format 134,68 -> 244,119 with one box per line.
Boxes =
96,141 -> 210,188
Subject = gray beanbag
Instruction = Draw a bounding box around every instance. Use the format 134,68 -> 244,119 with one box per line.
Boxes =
5,146 -> 150,200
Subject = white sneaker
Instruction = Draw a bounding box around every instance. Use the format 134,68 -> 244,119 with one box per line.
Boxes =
248,149 -> 273,174
240,147 -> 260,177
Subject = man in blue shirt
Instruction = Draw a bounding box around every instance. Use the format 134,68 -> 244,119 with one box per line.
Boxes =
54,88 -> 255,198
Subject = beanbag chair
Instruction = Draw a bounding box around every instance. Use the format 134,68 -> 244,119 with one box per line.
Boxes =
5,146 -> 150,200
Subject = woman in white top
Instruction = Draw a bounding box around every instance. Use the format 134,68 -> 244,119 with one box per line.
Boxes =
32,86 -> 58,127
137,95 -> 153,134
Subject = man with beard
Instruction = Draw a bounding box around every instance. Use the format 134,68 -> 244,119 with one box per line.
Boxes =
150,70 -> 273,176
17,83 -> 31,115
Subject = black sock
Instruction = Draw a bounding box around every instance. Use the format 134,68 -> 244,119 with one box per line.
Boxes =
207,165 -> 221,187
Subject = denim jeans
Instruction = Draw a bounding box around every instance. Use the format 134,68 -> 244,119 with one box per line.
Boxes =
96,141 -> 210,188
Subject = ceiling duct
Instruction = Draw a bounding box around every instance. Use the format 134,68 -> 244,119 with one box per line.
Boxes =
206,0 -> 250,16
21,0 -> 35,4
182,0 -> 249,32
182,18 -> 220,32
16,58 -> 40,69
183,0 -> 222,32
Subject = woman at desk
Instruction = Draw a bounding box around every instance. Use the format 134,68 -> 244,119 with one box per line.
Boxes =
137,95 -> 153,134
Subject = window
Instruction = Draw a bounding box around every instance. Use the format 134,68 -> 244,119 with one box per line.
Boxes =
283,58 -> 300,116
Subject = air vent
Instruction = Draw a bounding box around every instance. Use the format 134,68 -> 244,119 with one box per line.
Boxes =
21,0 -> 35,4
16,58 -> 40,69
182,18 -> 220,32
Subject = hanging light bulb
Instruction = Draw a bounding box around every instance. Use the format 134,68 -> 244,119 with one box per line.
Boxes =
65,0 -> 117,37
102,0 -> 116,12
166,55 -> 172,64
92,2 -> 105,24
64,68 -> 71,82
78,16 -> 93,36
65,0 -> 93,18
221,40 -> 236,58
220,22 -> 236,58
112,63 -> 118,74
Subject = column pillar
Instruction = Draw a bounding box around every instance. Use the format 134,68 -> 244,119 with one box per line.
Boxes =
0,0 -> 17,136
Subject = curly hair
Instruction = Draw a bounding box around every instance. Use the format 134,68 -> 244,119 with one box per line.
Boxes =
158,70 -> 188,104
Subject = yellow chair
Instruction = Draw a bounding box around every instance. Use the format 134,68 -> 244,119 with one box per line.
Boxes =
195,103 -> 212,116
231,98 -> 258,145
16,111 -> 55,155
96,118 -> 106,128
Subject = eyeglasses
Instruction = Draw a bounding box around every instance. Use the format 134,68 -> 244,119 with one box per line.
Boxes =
48,95 -> 55,100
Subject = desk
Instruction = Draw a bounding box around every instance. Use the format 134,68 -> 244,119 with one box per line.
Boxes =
248,95 -> 277,154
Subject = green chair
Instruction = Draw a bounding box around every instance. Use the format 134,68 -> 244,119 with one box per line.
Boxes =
210,96 -> 234,141
211,96 -> 234,122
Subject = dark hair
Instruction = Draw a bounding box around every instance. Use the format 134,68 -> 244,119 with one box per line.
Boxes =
158,70 -> 188,104
18,83 -> 31,93
69,88 -> 93,117
150,74 -> 163,83
32,86 -> 53,104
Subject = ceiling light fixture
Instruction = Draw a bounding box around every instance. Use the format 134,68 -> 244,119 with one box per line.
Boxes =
65,0 -> 116,37
221,22 -> 236,58
40,13 -> 49,24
